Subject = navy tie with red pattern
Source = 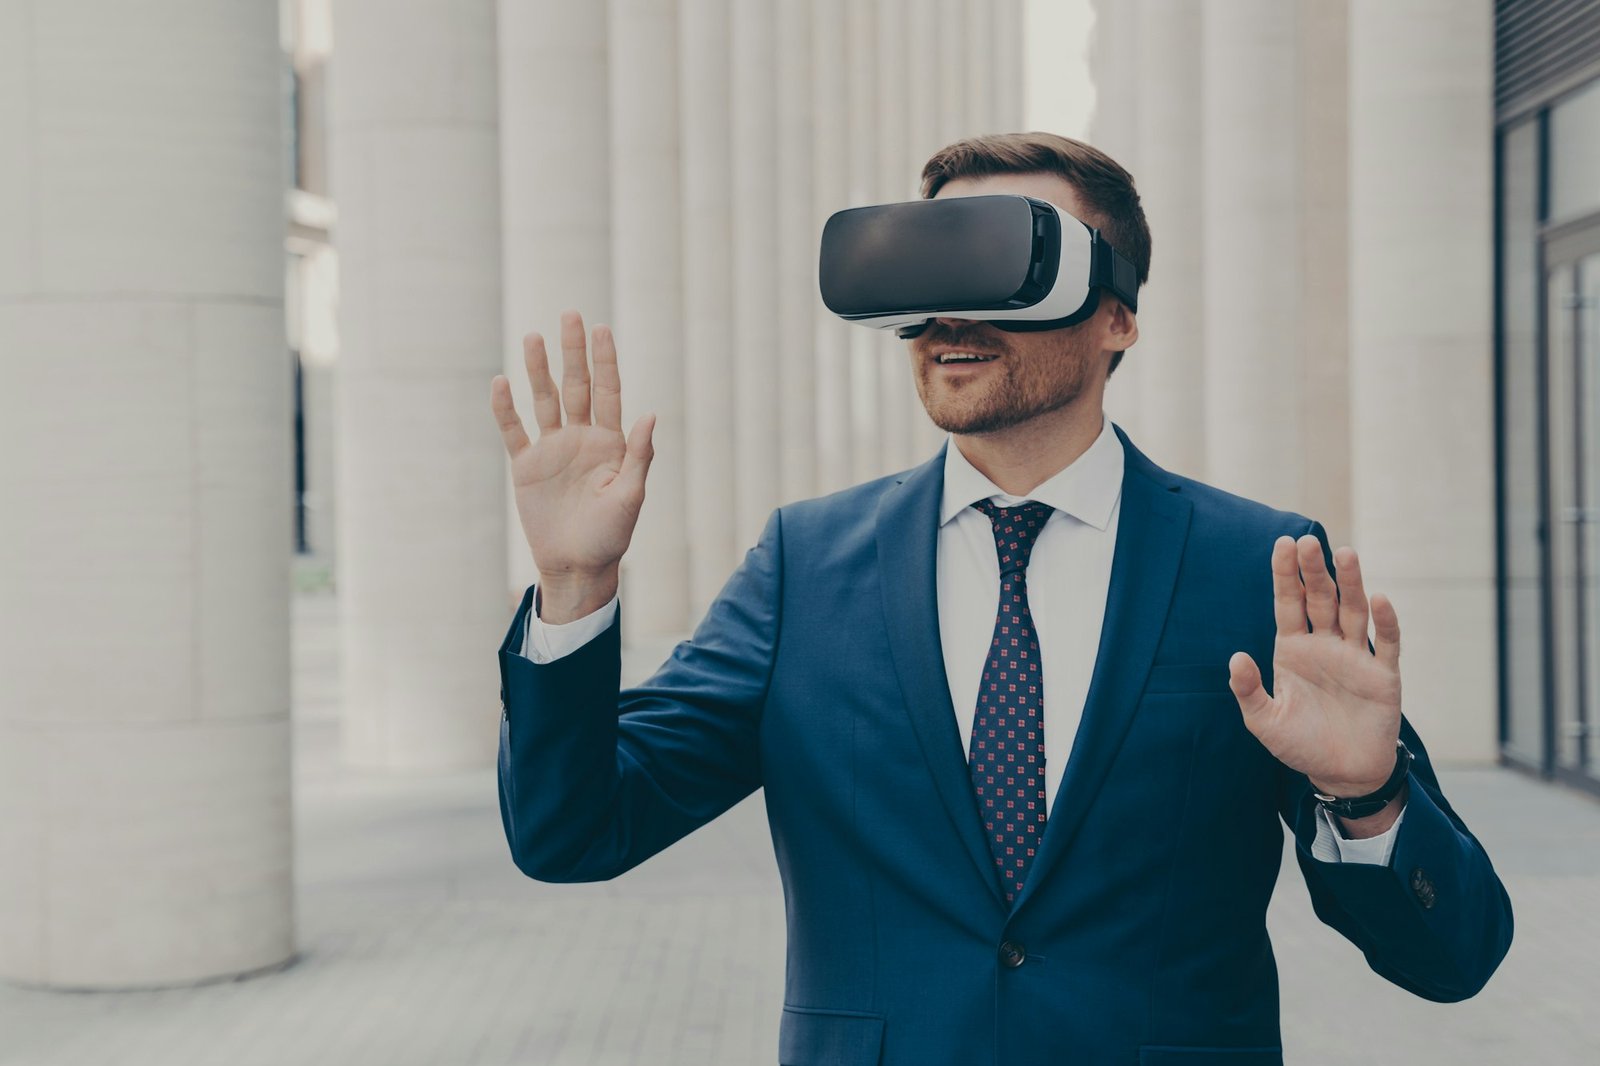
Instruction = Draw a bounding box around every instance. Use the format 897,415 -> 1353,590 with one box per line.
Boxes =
969,498 -> 1054,905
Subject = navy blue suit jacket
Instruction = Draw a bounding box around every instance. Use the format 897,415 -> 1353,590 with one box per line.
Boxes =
497,425 -> 1512,1066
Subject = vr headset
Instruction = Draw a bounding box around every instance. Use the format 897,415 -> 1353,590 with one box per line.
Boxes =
818,194 -> 1139,339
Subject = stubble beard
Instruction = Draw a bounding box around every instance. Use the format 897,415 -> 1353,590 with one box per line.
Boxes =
916,341 -> 1094,436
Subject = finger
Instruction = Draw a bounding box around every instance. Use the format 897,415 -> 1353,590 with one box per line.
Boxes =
523,332 -> 561,433
1371,592 -> 1402,670
560,309 -> 592,426
1298,534 -> 1340,636
489,375 -> 530,457
1271,536 -> 1308,636
1333,546 -> 1371,651
615,413 -> 656,502
1228,652 -> 1275,734
591,323 -> 623,432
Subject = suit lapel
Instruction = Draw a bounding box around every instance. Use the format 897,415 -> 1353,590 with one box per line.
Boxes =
876,443 -> 1007,906
1011,425 -> 1192,912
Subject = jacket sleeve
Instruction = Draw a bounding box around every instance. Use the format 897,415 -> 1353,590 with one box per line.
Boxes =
497,509 -> 783,883
1276,519 -> 1514,1002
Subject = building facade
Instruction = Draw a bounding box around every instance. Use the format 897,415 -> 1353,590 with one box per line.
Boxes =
1494,0 -> 1600,796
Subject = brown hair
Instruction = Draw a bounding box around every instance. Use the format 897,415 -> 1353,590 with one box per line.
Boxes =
919,132 -> 1150,375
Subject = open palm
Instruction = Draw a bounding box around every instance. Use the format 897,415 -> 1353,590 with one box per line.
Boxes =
490,310 -> 656,580
1229,535 -> 1403,798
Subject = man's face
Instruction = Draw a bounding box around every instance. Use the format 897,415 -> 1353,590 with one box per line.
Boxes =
908,172 -> 1119,436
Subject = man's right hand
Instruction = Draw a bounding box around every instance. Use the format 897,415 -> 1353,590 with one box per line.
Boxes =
490,309 -> 656,624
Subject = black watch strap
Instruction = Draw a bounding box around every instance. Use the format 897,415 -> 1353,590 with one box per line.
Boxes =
1313,740 -> 1413,820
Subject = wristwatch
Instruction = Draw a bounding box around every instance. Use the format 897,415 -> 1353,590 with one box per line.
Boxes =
1312,740 -> 1413,820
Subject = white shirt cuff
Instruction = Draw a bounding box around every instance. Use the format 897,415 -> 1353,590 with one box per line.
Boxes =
519,584 -> 620,663
1308,800 -> 1406,865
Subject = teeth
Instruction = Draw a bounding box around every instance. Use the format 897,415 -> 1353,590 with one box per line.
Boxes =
937,351 -> 995,364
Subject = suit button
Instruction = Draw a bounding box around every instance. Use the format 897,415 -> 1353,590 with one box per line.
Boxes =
999,940 -> 1027,968
1410,867 -> 1437,910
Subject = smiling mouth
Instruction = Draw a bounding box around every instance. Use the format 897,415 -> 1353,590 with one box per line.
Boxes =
933,351 -> 1000,365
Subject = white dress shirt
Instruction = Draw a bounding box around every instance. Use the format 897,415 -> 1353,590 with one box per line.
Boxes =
517,414 -> 1402,864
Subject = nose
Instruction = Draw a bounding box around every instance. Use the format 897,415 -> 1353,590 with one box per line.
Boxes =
932,316 -> 980,328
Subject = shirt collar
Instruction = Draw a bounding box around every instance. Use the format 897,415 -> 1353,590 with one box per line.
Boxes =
938,415 -> 1124,531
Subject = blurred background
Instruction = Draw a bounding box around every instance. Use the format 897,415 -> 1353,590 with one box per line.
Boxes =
1,0 -> 1598,1063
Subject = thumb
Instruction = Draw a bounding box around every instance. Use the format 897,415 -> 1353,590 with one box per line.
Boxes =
1228,651 -> 1274,734
616,413 -> 656,500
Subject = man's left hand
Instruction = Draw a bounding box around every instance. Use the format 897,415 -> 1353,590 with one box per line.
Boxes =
1228,534 -> 1405,832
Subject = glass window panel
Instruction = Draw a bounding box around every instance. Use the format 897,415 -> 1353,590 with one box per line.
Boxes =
1549,262 -> 1583,773
1579,256 -> 1600,777
1550,78 -> 1600,225
1500,118 -> 1545,766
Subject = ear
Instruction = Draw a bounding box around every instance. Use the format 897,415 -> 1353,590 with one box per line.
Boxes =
1104,298 -> 1138,351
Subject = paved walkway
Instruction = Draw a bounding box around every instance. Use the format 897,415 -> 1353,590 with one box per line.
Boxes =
2,590 -> 1598,1064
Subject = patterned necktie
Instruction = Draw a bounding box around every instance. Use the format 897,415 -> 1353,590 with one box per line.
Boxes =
969,498 -> 1054,905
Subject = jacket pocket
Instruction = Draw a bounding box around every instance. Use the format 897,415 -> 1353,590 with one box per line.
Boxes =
779,1005 -> 886,1066
1139,1046 -> 1282,1065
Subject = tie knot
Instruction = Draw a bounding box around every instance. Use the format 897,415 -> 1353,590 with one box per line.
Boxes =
972,499 -> 1055,574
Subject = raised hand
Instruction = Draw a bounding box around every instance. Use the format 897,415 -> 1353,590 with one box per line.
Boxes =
490,310 -> 656,621
1228,535 -> 1405,823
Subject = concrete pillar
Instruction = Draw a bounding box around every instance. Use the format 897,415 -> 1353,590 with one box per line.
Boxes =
847,0 -> 884,482
938,0 -> 969,142
0,0 -> 293,986
1348,1 -> 1495,761
1129,0 -> 1206,479
876,0 -> 914,475
993,0 -> 1026,132
681,0 -> 739,613
965,0 -> 997,137
908,8 -> 949,458
1297,0 -> 1352,546
731,0 -> 781,544
777,0 -> 819,503
329,0 -> 507,769
610,0 -> 690,632
497,0 -> 612,599
812,0 -> 857,493
1199,0 -> 1303,508
1087,0 -> 1146,433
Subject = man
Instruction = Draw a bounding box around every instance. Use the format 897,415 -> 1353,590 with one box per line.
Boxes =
488,133 -> 1511,1065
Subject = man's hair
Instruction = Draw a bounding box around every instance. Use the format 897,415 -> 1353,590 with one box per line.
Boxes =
919,132 -> 1151,377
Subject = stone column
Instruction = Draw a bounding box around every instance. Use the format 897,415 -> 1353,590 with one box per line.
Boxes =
610,0 -> 691,633
681,0 -> 739,613
1129,0 -> 1206,478
0,0 -> 293,986
329,0 -> 507,769
1087,0 -> 1145,433
965,0 -> 997,137
777,0 -> 819,503
1297,0 -> 1352,545
938,0 -> 969,142
992,0 -> 1026,132
497,0 -> 612,599
876,0 -> 913,475
847,0 -> 883,482
908,8 -> 949,458
1198,0 -> 1303,508
1348,1 -> 1495,761
812,0 -> 857,493
731,0 -> 782,545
